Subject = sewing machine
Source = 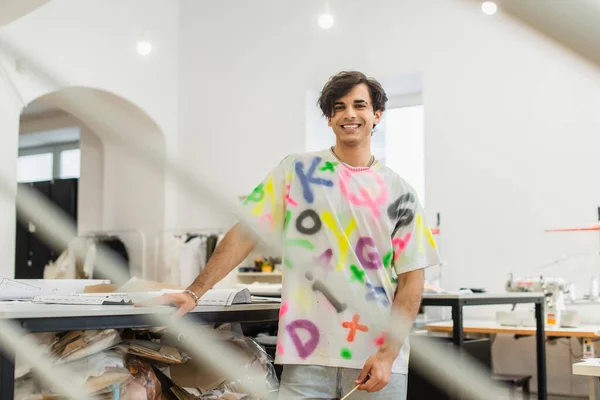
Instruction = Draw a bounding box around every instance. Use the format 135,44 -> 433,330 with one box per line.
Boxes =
500,274 -> 580,327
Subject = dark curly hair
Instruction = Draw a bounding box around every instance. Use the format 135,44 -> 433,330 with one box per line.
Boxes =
318,71 -> 388,121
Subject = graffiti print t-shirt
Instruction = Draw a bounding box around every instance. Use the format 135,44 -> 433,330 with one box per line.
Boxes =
241,148 -> 441,374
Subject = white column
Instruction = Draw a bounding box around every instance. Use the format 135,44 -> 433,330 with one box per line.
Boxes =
0,88 -> 20,278
78,125 -> 104,233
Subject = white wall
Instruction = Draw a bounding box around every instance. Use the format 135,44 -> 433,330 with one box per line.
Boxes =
100,142 -> 158,278
79,125 -> 104,233
0,0 -> 179,279
178,0 -> 600,305
177,0 -> 314,229
0,91 -> 19,275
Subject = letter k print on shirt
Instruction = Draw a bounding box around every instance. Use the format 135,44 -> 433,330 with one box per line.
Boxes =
295,157 -> 334,203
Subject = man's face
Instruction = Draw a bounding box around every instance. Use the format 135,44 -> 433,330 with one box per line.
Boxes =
328,83 -> 382,147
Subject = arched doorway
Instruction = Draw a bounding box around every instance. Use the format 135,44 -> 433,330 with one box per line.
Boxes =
16,87 -> 166,282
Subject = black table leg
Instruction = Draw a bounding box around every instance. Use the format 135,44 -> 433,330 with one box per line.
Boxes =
451,302 -> 465,400
0,351 -> 14,400
534,301 -> 547,400
451,301 -> 464,346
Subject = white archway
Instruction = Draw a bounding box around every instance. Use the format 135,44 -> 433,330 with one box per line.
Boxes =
0,0 -> 51,27
18,86 -> 166,280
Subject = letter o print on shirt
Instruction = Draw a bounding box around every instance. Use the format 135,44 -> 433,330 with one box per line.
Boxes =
296,209 -> 322,235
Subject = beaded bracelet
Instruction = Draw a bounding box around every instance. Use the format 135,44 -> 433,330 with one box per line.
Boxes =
183,289 -> 200,305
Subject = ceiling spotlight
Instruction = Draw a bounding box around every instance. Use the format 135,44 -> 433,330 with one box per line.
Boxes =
318,13 -> 334,29
136,40 -> 152,56
481,1 -> 497,15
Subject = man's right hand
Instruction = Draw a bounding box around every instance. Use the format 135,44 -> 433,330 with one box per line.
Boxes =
135,291 -> 199,318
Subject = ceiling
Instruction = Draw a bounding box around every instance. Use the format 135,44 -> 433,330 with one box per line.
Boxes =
479,0 -> 600,68
5,1 -> 600,118
0,0 -> 50,27
20,100 -> 61,118
19,126 -> 80,149
1,0 -> 599,69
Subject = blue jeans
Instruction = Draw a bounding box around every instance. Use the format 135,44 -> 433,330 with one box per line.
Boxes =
277,364 -> 407,399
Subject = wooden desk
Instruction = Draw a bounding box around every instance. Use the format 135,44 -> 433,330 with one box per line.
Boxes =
424,320 -> 600,339
573,358 -> 600,400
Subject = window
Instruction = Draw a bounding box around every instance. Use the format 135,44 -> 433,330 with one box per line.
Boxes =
382,105 -> 425,205
372,118 -> 387,165
59,149 -> 81,179
17,140 -> 81,182
17,153 -> 54,183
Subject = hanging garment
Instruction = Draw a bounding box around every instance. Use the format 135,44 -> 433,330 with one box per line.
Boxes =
43,247 -> 76,279
92,236 -> 130,284
43,238 -> 95,279
163,234 -> 186,285
82,242 -> 97,279
205,234 -> 219,262
178,235 -> 207,287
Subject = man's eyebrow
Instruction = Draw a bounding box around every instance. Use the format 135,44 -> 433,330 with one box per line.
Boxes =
333,99 -> 368,107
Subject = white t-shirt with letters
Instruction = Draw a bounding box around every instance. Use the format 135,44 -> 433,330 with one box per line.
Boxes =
242,148 -> 441,374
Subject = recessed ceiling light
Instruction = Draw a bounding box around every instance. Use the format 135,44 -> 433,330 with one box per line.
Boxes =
481,1 -> 497,15
318,14 -> 334,29
136,40 -> 152,56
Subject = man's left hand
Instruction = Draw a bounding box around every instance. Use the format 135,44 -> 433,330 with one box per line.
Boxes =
355,350 -> 396,392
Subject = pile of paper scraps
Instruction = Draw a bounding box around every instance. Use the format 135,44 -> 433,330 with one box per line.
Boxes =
14,325 -> 278,400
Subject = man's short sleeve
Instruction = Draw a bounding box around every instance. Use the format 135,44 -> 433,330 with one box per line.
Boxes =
388,189 -> 441,275
240,157 -> 289,236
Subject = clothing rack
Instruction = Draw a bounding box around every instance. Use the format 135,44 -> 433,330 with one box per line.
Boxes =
155,228 -> 224,285
79,229 -> 147,280
154,228 -> 223,263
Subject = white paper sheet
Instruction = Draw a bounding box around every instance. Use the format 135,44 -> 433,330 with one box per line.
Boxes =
0,279 -> 110,301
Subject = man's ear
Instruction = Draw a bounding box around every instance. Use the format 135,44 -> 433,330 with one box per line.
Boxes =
374,109 -> 383,126
327,117 -> 332,127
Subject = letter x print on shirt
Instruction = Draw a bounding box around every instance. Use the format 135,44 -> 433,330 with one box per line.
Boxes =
342,314 -> 369,342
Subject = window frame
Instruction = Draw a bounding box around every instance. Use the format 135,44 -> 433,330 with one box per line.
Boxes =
18,141 -> 80,180
387,93 -> 423,109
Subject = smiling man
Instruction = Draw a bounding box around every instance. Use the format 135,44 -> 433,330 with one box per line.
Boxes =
147,71 -> 441,399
